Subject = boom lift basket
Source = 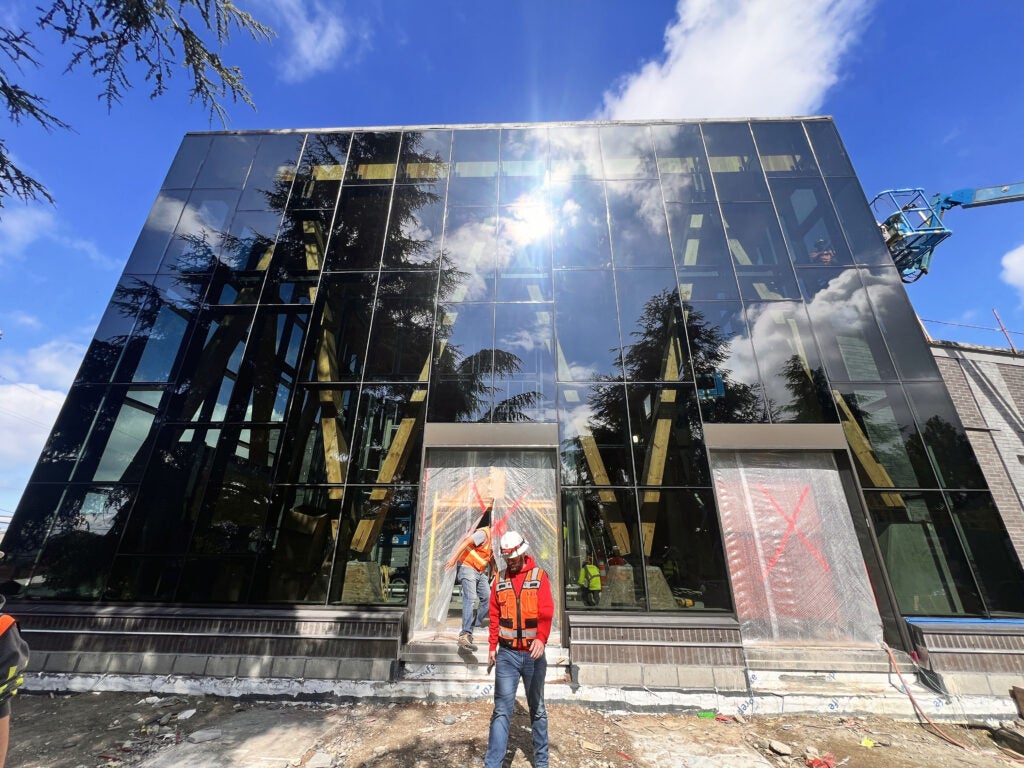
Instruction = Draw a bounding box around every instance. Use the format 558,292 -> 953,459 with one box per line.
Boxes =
870,188 -> 952,283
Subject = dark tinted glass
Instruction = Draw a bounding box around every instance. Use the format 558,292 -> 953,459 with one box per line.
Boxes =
500,127 -> 548,203
302,273 -> 378,382
720,203 -> 799,300
946,491 -> 1024,614
639,488 -> 732,611
276,385 -> 358,485
71,387 -> 162,483
551,180 -> 610,268
429,303 -> 493,422
549,126 -> 602,180
559,383 -> 634,485
496,205 -> 553,301
442,206 -> 496,302
826,176 -> 892,265
805,120 -> 856,177
493,303 -> 555,422
234,309 -> 307,422
159,188 -> 241,275
616,269 -> 689,381
215,210 -> 282,272
770,177 -> 852,265
162,135 -> 211,189
28,386 -> 104,483
702,122 -> 768,202
345,131 -> 400,185
384,183 -> 446,270
119,274 -> 203,384
866,490 -> 983,616
194,134 -> 258,188
75,279 -> 148,385
600,125 -> 656,179
652,123 -> 714,203
349,387 -> 426,483
262,209 -> 332,304
745,301 -> 836,423
798,266 -> 897,381
325,186 -> 391,271
904,382 -> 986,489
104,556 -> 182,601
668,203 -> 737,300
448,129 -> 498,206
399,129 -> 451,182
286,133 -> 349,211
626,384 -> 709,486
861,267 -> 940,380
237,133 -> 303,211
364,272 -> 437,381
177,556 -> 256,602
752,122 -> 819,177
554,270 -> 622,381
123,190 -> 188,274
607,181 -> 672,267
2,485 -> 71,582
834,383 -> 939,489
685,301 -> 768,423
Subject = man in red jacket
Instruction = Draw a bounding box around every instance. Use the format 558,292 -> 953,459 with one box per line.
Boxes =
484,531 -> 553,768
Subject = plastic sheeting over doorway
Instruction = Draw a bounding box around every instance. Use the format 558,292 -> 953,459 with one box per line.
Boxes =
409,449 -> 560,644
712,450 -> 882,646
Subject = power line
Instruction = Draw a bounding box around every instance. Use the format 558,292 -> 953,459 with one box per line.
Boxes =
0,405 -> 54,431
0,374 -> 68,407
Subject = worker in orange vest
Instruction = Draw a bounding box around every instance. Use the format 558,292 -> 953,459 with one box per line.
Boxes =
484,531 -> 554,768
445,508 -> 495,652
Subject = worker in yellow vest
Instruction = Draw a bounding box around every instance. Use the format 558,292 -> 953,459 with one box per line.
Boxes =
445,511 -> 495,652
577,555 -> 602,607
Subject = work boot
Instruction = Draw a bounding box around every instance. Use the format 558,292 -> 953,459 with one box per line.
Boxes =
458,632 -> 477,651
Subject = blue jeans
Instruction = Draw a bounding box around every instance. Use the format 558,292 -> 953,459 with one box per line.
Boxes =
457,564 -> 489,636
484,645 -> 548,768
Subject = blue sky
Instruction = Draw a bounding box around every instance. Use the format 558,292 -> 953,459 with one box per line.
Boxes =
1,0 -> 1023,517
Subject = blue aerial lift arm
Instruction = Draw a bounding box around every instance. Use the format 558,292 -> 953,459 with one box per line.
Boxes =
870,181 -> 1024,283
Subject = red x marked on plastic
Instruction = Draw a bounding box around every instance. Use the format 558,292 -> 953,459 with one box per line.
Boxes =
759,484 -> 830,582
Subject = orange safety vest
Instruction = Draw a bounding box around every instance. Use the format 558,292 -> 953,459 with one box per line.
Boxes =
496,566 -> 542,651
459,526 -> 492,572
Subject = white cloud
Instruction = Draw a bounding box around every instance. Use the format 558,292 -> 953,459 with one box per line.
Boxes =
598,0 -> 874,120
260,0 -> 353,83
0,339 -> 85,391
1000,243 -> 1024,302
0,203 -> 116,269
5,311 -> 41,330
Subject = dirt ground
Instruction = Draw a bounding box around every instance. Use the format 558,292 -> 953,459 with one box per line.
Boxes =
7,690 -> 1022,768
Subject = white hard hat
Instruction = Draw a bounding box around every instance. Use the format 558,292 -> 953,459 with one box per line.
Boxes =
500,531 -> 528,558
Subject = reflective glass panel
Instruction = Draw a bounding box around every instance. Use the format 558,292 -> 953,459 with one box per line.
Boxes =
551,180 -> 611,268
558,383 -> 634,485
500,127 -> 548,203
72,387 -> 163,483
752,121 -> 819,177
1,486 -> 81,586
861,267 -> 941,380
833,383 -> 939,489
600,124 -> 657,179
562,487 -> 643,609
745,301 -> 836,423
668,202 -> 737,300
28,386 -> 104,483
121,276 -> 203,383
638,488 -> 732,611
627,384 -> 709,486
235,309 -> 307,422
702,122 -> 769,202
104,556 -> 182,601
652,123 -> 715,204
324,186 -> 392,271
720,203 -> 799,300
262,208 -> 332,304
549,126 -> 603,180
607,181 -> 672,267
441,206 -> 497,302
493,303 -> 556,422
302,273 -> 378,382
237,133 -> 303,211
384,182 -> 446,270
177,556 -> 256,602
496,204 -> 553,301
75,279 -> 147,385
254,486 -> 343,603
345,131 -> 400,185
904,382 -> 986,489
866,490 -> 983,616
946,491 -> 1024,614
349,387 -> 426,484
616,269 -> 690,381
276,384 -> 358,486
554,270 -> 622,381
330,485 -> 418,605
160,188 -> 241,274
170,307 -> 254,422
448,129 -> 499,206
429,303 -> 493,422
215,210 -> 281,272
286,133 -> 349,211
826,176 -> 892,265
123,190 -> 188,274
685,301 -> 768,423
194,134 -> 258,188
364,271 -> 437,381
399,129 -> 451,182
770,177 -> 853,265
805,120 -> 856,177
162,135 -> 211,189
798,266 -> 897,382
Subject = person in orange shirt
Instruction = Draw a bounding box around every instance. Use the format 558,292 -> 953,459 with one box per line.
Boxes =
445,509 -> 495,652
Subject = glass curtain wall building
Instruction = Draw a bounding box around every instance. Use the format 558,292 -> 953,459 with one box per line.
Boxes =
4,119 -> 1023,643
